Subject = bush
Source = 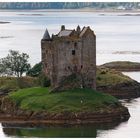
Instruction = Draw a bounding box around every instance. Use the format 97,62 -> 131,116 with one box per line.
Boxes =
17,77 -> 39,89
97,76 -> 101,81
38,73 -> 50,87
0,77 -> 19,91
27,62 -> 42,77
100,70 -> 106,74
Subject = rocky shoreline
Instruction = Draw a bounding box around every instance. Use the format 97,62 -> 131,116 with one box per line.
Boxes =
96,66 -> 140,99
0,95 -> 130,126
97,81 -> 140,99
0,107 -> 130,127
0,109 -> 130,127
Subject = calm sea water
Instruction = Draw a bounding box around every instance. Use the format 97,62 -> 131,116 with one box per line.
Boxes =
0,10 -> 140,138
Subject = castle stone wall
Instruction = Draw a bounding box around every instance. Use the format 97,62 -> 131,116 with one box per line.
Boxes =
41,26 -> 96,90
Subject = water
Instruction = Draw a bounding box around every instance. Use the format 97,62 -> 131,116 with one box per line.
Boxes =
123,72 -> 140,83
0,11 -> 140,65
98,98 -> 140,138
0,10 -> 140,137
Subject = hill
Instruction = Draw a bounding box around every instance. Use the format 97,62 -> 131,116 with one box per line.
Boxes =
0,2 -> 140,10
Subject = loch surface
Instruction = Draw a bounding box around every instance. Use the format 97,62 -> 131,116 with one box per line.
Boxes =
0,10 -> 140,66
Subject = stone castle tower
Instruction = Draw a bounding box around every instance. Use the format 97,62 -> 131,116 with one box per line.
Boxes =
41,25 -> 96,90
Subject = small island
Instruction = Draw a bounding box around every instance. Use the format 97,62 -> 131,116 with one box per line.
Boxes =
100,61 -> 140,72
97,67 -> 140,98
0,87 -> 129,126
0,26 -> 131,126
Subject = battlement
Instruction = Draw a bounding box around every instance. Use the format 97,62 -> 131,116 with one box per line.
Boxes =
42,25 -> 95,41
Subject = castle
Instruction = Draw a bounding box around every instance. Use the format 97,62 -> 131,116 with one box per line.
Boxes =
41,25 -> 96,90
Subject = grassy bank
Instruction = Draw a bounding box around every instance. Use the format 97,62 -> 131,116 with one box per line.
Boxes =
0,76 -> 38,91
96,67 -> 133,86
9,87 -> 118,113
0,67 -> 134,92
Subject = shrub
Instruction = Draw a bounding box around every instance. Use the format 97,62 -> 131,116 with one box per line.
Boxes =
17,77 -> 39,89
100,71 -> 106,74
97,76 -> 101,81
38,73 -> 50,87
27,62 -> 42,77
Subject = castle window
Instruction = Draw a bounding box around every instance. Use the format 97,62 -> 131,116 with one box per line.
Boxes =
74,42 -> 77,47
81,65 -> 83,69
72,50 -> 75,55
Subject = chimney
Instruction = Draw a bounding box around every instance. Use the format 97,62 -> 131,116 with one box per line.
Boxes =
61,25 -> 65,31
76,25 -> 81,33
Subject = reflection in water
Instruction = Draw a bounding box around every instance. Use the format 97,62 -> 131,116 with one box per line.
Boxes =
0,124 -> 5,138
2,122 -> 124,138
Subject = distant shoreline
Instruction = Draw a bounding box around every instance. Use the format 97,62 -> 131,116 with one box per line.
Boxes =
0,21 -> 10,24
0,9 -> 140,13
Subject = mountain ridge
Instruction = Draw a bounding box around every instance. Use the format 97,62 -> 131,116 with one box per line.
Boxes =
0,2 -> 140,10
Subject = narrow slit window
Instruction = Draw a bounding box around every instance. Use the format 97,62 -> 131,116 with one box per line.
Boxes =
72,50 -> 75,55
74,42 -> 77,47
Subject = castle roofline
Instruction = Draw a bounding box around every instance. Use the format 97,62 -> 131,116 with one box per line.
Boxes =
42,28 -> 50,40
79,26 -> 94,37
42,25 -> 95,41
58,29 -> 74,37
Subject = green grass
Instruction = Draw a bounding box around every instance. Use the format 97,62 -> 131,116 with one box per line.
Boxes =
96,67 -> 133,86
9,87 -> 118,113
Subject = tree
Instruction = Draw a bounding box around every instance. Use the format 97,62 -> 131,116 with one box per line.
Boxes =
0,50 -> 31,77
27,62 -> 50,87
27,62 -> 42,77
0,57 -> 13,76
